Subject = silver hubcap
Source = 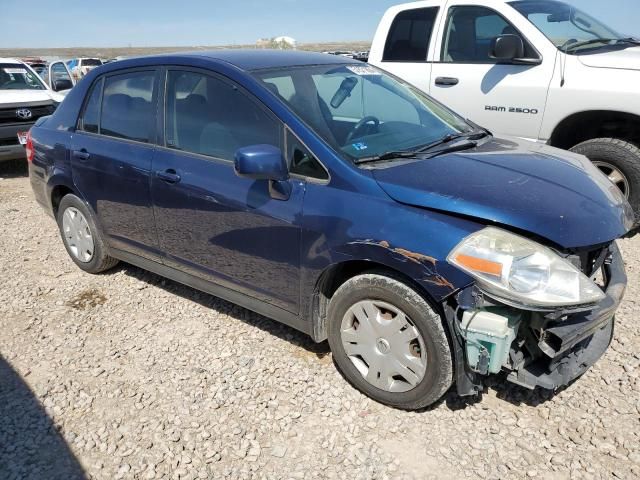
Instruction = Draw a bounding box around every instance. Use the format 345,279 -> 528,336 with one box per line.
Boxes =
62,207 -> 94,263
340,300 -> 427,393
593,161 -> 630,199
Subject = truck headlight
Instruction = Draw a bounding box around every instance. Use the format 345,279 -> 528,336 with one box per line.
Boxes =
447,227 -> 605,309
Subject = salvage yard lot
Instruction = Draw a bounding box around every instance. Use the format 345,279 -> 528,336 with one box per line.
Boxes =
1,166 -> 639,480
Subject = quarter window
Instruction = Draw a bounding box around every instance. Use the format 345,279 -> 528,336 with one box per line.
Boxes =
80,78 -> 103,134
100,71 -> 157,143
383,7 -> 439,62
287,132 -> 328,180
165,70 -> 281,160
442,6 -> 537,62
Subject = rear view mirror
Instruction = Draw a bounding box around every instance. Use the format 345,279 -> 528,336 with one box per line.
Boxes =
53,78 -> 73,91
234,144 -> 289,181
330,77 -> 358,108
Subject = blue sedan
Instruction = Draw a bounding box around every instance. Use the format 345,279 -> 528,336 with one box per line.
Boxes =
28,50 -> 634,409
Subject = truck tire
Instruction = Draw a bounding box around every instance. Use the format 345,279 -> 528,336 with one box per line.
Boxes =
327,272 -> 453,410
571,138 -> 640,218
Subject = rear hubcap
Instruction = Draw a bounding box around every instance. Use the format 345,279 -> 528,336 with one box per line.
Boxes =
593,161 -> 630,199
340,300 -> 427,393
62,207 -> 94,263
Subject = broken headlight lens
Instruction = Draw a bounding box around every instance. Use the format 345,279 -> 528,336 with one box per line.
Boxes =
447,227 -> 606,308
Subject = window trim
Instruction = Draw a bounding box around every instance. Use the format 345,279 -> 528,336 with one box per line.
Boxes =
439,4 -> 542,65
382,6 -> 440,63
159,66 -> 284,163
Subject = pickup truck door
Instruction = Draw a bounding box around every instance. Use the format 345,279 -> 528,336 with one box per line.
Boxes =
48,61 -> 75,93
428,0 -> 557,140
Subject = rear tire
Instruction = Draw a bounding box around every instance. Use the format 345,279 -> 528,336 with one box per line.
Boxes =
327,272 -> 453,410
56,194 -> 119,274
571,138 -> 640,219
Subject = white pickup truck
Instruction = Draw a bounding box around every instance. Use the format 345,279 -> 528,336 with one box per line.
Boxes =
370,0 -> 640,216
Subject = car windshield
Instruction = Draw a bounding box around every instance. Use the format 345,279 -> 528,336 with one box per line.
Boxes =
509,0 -> 628,53
0,64 -> 46,90
253,64 -> 473,161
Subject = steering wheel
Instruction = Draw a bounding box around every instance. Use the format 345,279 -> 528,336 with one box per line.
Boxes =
345,116 -> 380,144
560,38 -> 579,50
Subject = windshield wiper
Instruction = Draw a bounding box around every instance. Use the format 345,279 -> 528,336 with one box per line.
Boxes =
422,140 -> 478,158
416,129 -> 488,153
616,37 -> 640,45
353,150 -> 424,165
563,38 -> 615,52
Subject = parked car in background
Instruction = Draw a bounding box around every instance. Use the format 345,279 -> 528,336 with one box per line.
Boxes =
370,0 -> 640,218
30,61 -> 75,95
28,51 -> 633,410
0,58 -> 62,163
66,58 -> 103,80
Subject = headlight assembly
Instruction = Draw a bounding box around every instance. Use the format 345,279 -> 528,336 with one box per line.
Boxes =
447,227 -> 606,309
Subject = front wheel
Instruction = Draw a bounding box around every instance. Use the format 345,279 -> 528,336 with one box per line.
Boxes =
327,272 -> 453,410
571,138 -> 640,218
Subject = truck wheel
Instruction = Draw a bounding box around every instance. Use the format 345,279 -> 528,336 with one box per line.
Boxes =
571,138 -> 640,216
327,272 -> 453,410
56,194 -> 119,274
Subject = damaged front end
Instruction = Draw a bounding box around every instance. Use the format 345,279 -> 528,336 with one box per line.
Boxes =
445,238 -> 626,396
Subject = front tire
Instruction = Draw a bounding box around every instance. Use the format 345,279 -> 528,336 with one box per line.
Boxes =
571,138 -> 640,218
327,272 -> 453,410
56,194 -> 119,274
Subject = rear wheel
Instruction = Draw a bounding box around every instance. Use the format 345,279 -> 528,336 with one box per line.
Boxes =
571,138 -> 640,218
56,194 -> 119,273
327,272 -> 453,410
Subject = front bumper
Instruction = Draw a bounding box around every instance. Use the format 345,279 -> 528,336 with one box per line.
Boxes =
0,122 -> 32,163
507,242 -> 626,390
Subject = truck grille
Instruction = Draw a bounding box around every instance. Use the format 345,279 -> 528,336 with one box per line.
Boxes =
0,104 -> 56,126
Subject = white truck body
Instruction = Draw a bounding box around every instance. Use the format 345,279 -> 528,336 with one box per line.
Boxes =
370,0 -> 640,215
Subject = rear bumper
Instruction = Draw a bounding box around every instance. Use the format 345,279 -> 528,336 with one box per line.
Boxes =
507,243 -> 625,390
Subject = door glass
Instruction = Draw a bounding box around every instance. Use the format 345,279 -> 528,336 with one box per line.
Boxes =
383,7 -> 439,62
165,70 -> 281,159
80,78 -> 103,134
100,71 -> 157,143
442,6 -> 535,62
51,63 -> 72,83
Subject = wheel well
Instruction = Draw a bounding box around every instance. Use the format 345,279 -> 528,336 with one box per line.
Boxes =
549,111 -> 640,150
309,260 -> 438,342
51,185 -> 74,217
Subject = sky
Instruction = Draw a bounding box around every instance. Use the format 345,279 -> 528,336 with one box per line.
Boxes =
1,0 -> 639,48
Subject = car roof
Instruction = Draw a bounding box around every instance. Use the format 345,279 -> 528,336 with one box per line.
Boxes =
141,49 -> 360,71
0,58 -> 23,65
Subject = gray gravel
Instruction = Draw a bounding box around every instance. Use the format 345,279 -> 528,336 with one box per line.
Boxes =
1,168 -> 640,480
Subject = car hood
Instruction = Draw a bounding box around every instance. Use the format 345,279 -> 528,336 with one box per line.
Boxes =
578,46 -> 640,71
0,89 -> 57,107
371,137 -> 634,249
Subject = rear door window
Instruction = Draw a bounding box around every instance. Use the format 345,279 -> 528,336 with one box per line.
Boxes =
79,77 -> 103,134
383,7 -> 439,62
100,71 -> 158,143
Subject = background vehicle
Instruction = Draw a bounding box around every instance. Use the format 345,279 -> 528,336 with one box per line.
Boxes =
30,61 -> 75,95
0,58 -> 61,164
28,51 -> 632,410
370,0 -> 640,218
66,58 -> 103,80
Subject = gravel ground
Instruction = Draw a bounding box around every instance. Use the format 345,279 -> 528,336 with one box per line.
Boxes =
1,164 -> 639,480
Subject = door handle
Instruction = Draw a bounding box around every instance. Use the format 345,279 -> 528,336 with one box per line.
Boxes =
435,76 -> 459,86
156,169 -> 181,184
72,149 -> 90,161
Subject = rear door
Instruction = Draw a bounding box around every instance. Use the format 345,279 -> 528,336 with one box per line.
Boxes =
71,68 -> 162,260
151,69 -> 304,314
428,1 -> 555,139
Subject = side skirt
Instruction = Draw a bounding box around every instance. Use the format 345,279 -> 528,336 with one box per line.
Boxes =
111,248 -> 310,337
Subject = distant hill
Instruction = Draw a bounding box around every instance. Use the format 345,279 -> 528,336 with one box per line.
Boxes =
0,41 -> 371,60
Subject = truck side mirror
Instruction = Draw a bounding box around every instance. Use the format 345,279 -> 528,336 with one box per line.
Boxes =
490,34 -> 525,61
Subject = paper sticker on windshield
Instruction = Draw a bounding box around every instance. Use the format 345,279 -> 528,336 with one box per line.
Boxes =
352,142 -> 368,151
346,65 -> 380,76
3,68 -> 25,74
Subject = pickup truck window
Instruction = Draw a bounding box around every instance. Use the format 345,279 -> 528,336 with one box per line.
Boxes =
442,6 -> 536,63
509,1 -> 623,53
383,7 -> 439,62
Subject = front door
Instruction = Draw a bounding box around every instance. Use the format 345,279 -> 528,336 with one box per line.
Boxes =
429,2 -> 555,140
71,69 -> 161,260
151,69 -> 303,314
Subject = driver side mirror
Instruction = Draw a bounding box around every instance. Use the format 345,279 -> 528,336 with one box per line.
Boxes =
53,78 -> 73,92
490,34 -> 542,65
234,144 -> 289,181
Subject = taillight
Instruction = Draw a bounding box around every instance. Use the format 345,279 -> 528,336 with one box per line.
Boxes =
25,130 -> 35,163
